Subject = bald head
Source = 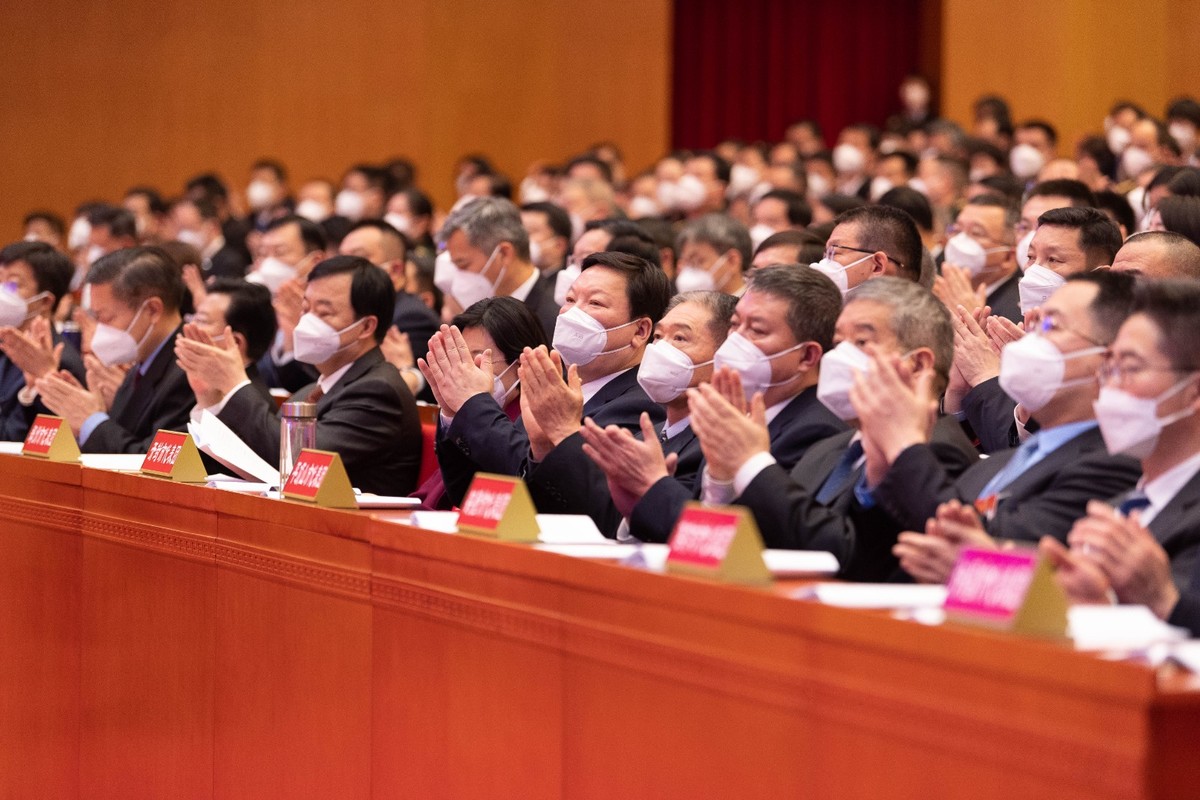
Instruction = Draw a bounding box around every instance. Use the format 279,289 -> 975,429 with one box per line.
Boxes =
1111,231 -> 1200,280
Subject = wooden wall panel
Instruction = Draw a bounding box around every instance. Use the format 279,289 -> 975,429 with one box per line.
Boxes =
0,0 -> 671,238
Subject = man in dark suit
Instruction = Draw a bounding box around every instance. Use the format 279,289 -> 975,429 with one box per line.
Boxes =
526,290 -> 736,537
37,247 -> 195,453
177,256 -> 423,496
1036,279 -> 1200,621
0,242 -> 86,440
935,194 -> 1023,324
438,197 -> 561,339
179,278 -> 277,406
686,277 -> 978,581
422,251 -> 669,506
589,265 -> 848,544
170,197 -> 249,280
866,272 -> 1143,582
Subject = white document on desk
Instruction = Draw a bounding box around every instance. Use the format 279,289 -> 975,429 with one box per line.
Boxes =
798,583 -> 949,609
79,453 -> 147,471
535,514 -> 609,544
188,410 -> 280,485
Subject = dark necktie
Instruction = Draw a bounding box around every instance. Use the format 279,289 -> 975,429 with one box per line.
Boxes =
1118,490 -> 1151,517
815,439 -> 865,505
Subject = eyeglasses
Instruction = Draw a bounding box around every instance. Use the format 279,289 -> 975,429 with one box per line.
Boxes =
1098,357 -> 1192,386
824,243 -> 903,269
945,223 -> 1010,247
1038,314 -> 1106,347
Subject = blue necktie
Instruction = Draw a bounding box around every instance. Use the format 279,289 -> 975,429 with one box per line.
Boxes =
815,439 -> 864,505
1118,490 -> 1151,517
977,434 -> 1041,501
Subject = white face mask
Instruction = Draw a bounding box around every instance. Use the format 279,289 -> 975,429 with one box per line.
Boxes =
86,244 -> 106,267
628,195 -> 662,219
806,173 -> 831,199
674,254 -> 726,294
553,263 -> 581,306
292,312 -> 366,365
727,164 -> 761,197
674,174 -> 708,211
907,176 -> 929,198
832,143 -> 867,175
519,177 -> 550,205
869,176 -> 894,202
552,305 -> 637,367
1017,263 -> 1065,316
749,223 -> 776,251
68,217 -> 92,251
492,361 -> 519,406
247,256 -> 298,295
91,299 -> 152,367
1015,229 -> 1035,271
637,339 -> 711,404
528,238 -> 544,269
810,252 -> 872,296
816,341 -> 872,420
295,199 -> 331,223
0,284 -> 47,328
450,246 -> 503,310
1106,125 -> 1132,156
713,331 -> 805,401
335,189 -> 366,221
1094,377 -> 1197,459
1170,122 -> 1197,154
944,232 -> 1008,277
384,212 -> 412,237
1009,143 -> 1046,180
246,179 -> 276,212
1121,146 -> 1154,180
998,333 -> 1104,413
176,228 -> 207,250
433,251 -> 456,295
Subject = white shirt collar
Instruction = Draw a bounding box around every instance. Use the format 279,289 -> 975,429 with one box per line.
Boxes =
317,361 -> 355,395
1140,449 -> 1200,526
202,234 -> 225,261
764,397 -> 792,425
663,415 -> 691,440
507,268 -> 539,302
581,367 -> 629,405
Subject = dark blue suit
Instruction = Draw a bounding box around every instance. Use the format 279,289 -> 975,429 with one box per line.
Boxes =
0,331 -> 87,441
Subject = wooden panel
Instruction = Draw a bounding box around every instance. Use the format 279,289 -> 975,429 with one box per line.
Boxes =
0,0 -> 671,240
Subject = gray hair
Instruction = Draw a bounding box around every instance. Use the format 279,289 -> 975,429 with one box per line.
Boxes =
440,197 -> 530,261
667,290 -> 737,346
846,277 -> 953,394
676,213 -> 752,272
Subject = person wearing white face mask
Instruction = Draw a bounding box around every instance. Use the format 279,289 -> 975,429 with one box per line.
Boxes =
519,201 -> 571,277
36,247 -> 196,454
83,205 -> 138,269
438,197 -> 561,339
832,124 -> 878,198
1019,206 -> 1122,315
336,164 -> 387,223
183,256 -> 423,495
935,195 -> 1021,323
0,242 -> 87,441
869,273 -> 1142,584
245,159 -> 292,232
602,266 -> 847,544
810,205 -> 924,297
748,189 -> 812,251
679,278 -> 976,580
1038,280 -> 1200,631
424,251 -> 669,506
673,214 -> 751,296
528,291 -> 736,536
169,197 -> 249,280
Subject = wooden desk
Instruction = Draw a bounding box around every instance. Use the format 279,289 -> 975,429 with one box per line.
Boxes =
1,453 -> 1197,798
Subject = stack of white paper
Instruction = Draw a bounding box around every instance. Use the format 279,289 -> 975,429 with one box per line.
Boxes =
188,411 -> 280,485
796,583 -> 949,609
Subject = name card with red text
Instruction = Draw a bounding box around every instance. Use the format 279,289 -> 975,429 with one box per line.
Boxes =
944,545 -> 1067,638
666,503 -> 771,585
22,415 -> 80,462
140,430 -> 207,482
281,448 -> 358,508
457,473 -> 539,541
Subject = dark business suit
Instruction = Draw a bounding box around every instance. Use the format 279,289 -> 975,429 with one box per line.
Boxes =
204,243 -> 250,280
527,420 -> 703,538
1116,472 -> 1200,593
0,331 -> 87,441
962,376 -> 1021,454
1168,536 -> 1200,635
985,272 -> 1022,325
256,349 -> 319,394
871,426 -> 1141,545
437,367 -> 663,507
83,327 -> 195,454
522,273 -> 562,341
737,416 -> 978,581
218,348 -> 422,495
392,292 -> 439,363
627,386 -> 848,544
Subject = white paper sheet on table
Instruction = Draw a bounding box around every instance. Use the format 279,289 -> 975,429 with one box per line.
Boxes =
797,583 -> 949,609
79,453 -> 146,471
188,410 -> 280,485
408,510 -> 460,532
1068,605 -> 1186,651
0,441 -> 25,455
356,495 -> 421,509
535,514 -> 608,544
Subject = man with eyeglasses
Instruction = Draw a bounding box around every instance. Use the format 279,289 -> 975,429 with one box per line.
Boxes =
934,194 -> 1021,323
855,272 -> 1142,583
1039,279 -> 1200,633
810,205 -> 924,295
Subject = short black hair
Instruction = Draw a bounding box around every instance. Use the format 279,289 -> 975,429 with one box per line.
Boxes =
86,246 -> 185,313
1038,206 -> 1122,267
346,218 -> 408,262
1064,270 -> 1136,344
758,189 -> 813,227
520,201 -> 572,242
579,251 -> 671,325
1017,119 -> 1058,147
185,173 -> 229,202
754,228 -> 824,257
977,174 -> 1025,204
307,255 -> 395,344
880,150 -> 920,176
963,193 -> 1020,232
843,122 -> 882,150
1168,97 -> 1200,128
1026,179 -> 1096,208
207,278 -> 278,362
690,150 -> 732,184
22,210 -> 65,238
584,218 -> 654,243
607,234 -> 662,268
399,187 -> 434,218
1077,136 -> 1117,179
451,295 -> 549,366
1094,190 -> 1137,236
1131,278 -> 1200,370
744,265 -> 841,352
124,186 -> 168,215
1157,195 -> 1200,248
87,205 -> 138,240
264,214 -> 328,254
1166,167 -> 1200,198
566,155 -> 614,184
876,186 -> 933,232
835,204 -> 923,281
0,241 -> 73,303
251,158 -> 288,183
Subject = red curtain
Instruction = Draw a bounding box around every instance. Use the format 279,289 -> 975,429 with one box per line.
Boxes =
672,0 -> 925,150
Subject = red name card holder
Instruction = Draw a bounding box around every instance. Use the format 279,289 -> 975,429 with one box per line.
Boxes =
666,503 -> 771,586
944,545 -> 1068,638
281,448 -> 358,509
457,473 -> 540,542
22,414 -> 80,462
140,430 -> 208,482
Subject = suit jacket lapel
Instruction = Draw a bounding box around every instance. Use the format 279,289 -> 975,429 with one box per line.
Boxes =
1149,470 -> 1200,546
582,368 -> 636,415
